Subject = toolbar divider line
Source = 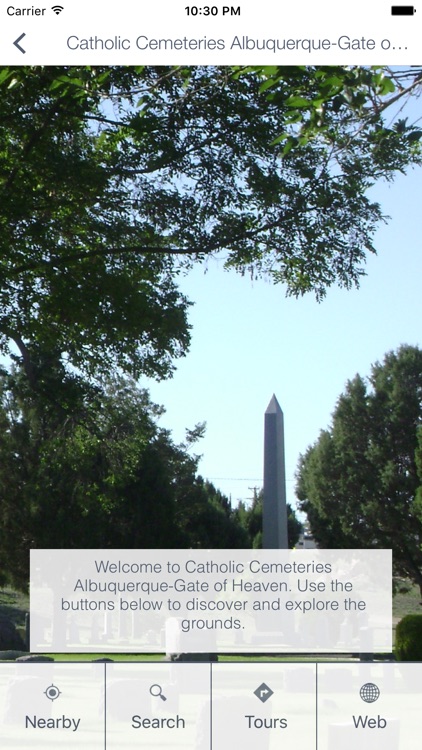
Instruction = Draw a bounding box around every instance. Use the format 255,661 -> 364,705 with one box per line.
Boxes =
315,662 -> 318,750
210,662 -> 213,750
104,662 -> 107,750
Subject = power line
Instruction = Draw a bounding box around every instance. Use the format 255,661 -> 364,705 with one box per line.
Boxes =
206,476 -> 296,482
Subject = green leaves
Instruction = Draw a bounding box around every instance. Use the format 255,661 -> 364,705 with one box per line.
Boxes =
0,67 -> 192,382
234,489 -> 303,549
0,65 -> 421,385
285,96 -> 311,108
297,345 -> 422,591
0,368 -> 249,587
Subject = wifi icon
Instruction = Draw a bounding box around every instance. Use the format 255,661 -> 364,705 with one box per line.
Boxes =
51,5 -> 64,13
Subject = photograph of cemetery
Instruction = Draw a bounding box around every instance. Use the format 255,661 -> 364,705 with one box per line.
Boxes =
0,65 -> 421,663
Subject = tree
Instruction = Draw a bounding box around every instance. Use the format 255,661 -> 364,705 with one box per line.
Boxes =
0,66 -> 421,389
234,488 -> 303,548
415,427 -> 422,526
296,345 -> 422,592
0,67 -> 192,384
0,366 -> 247,589
175,477 -> 250,550
237,65 -> 422,156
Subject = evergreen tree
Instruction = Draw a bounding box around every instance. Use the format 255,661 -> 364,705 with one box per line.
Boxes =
296,345 -> 422,591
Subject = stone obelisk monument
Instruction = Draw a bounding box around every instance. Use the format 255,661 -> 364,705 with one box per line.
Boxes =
263,395 -> 288,549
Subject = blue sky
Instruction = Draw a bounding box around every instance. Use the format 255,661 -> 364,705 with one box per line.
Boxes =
142,160 -> 422,512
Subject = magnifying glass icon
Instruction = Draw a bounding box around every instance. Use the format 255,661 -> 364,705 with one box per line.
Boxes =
149,684 -> 167,701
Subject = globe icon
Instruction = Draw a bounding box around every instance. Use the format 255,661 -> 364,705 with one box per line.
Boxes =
359,683 -> 380,703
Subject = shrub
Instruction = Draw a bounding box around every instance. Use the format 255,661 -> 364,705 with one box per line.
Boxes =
395,614 -> 422,661
0,650 -> 28,660
0,616 -> 26,651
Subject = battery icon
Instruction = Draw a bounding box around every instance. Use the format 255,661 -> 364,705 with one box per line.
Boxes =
391,5 -> 416,13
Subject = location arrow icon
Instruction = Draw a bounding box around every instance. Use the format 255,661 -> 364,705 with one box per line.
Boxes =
14,33 -> 26,54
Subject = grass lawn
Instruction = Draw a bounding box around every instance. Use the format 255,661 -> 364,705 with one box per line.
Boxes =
49,653 -> 356,662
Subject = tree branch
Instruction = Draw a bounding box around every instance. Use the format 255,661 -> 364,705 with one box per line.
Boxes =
1,326 -> 36,389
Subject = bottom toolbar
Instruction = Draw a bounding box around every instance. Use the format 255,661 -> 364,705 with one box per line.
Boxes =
0,661 -> 420,748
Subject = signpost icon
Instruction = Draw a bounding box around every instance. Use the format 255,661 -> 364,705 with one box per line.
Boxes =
254,682 -> 274,703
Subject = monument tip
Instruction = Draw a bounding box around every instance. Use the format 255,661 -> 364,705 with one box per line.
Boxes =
265,394 -> 283,415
